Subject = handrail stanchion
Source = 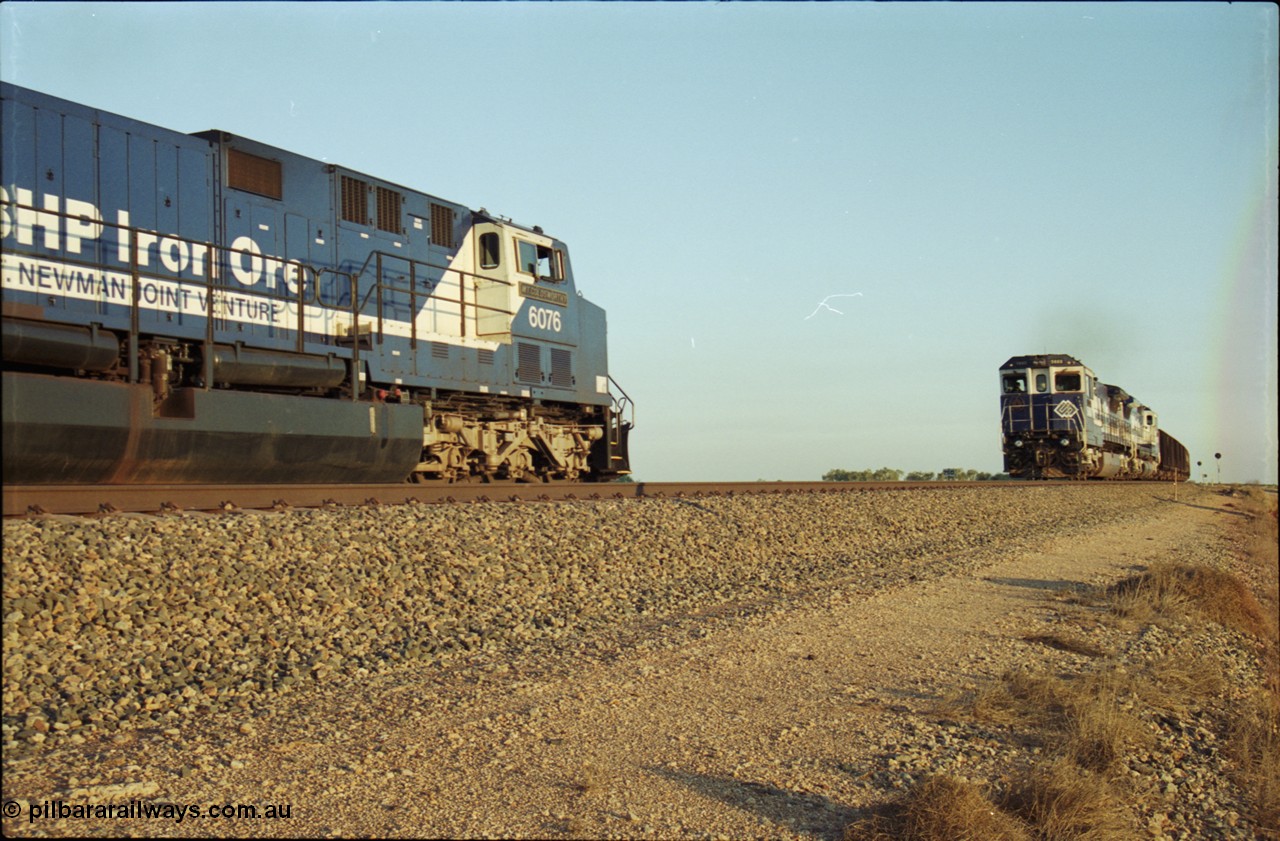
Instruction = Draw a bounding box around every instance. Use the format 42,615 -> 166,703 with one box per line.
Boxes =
350,272 -> 360,401
203,242 -> 214,390
375,252 -> 384,344
409,261 -> 417,350
128,231 -> 140,384
295,260 -> 305,354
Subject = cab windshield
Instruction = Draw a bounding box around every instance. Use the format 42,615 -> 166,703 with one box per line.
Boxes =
1054,371 -> 1082,392
1002,374 -> 1027,394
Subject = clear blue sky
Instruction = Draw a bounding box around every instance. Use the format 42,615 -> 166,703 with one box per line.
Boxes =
3,2 -> 1275,484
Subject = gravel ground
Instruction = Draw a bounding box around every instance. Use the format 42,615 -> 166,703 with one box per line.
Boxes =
2,482 -> 1271,837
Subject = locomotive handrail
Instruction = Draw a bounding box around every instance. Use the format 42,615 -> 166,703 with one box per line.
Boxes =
128,222 -> 140,384
349,248 -> 519,343
1,197 -> 366,397
999,402 -> 1016,436
0,197 -> 510,353
203,235 -> 215,390
1064,410 -> 1083,442
609,374 -> 635,428
606,373 -> 632,419
2,196 -> 577,406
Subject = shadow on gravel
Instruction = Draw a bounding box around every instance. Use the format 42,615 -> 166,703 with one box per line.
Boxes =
983,577 -> 1090,593
1152,496 -> 1253,517
649,766 -> 857,838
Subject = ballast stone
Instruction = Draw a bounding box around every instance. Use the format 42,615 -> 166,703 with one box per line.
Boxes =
2,486 -> 1165,753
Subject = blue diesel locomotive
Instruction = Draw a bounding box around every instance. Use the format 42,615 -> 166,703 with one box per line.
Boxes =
1,83 -> 631,484
999,354 -> 1188,481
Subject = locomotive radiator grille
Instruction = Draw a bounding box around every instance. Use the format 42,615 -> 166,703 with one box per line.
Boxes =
550,348 -> 573,388
517,342 -> 541,383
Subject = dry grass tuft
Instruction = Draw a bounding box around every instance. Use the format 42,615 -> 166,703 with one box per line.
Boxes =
1228,685 -> 1280,836
1229,487 -> 1280,836
969,669 -> 1070,730
1138,651 -> 1226,714
969,667 -> 1149,771
1107,562 -> 1270,637
998,759 -> 1133,841
1238,487 -> 1279,680
843,775 -> 1031,841
843,763 -> 1134,841
1061,671 -> 1151,772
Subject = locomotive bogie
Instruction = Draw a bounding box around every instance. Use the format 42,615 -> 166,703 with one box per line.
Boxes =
999,354 -> 1187,482
1,83 -> 632,484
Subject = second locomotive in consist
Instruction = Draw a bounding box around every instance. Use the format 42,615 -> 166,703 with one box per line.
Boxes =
999,354 -> 1188,481
2,83 -> 631,485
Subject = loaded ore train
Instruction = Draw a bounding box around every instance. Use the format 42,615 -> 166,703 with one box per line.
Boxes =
1,83 -> 631,485
999,354 -> 1189,481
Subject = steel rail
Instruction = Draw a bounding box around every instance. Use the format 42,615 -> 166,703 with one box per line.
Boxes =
2,480 -> 1081,518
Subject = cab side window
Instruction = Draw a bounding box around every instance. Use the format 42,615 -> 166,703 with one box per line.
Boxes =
479,232 -> 500,269
517,240 -> 562,281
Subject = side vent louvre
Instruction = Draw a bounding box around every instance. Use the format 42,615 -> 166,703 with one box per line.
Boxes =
228,150 -> 282,200
478,348 -> 495,366
431,342 -> 449,360
550,348 -> 573,388
516,342 -> 541,383
376,186 -> 403,234
430,202 -> 455,249
341,176 -> 368,225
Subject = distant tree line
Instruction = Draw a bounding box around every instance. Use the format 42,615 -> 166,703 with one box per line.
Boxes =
822,467 -> 1010,482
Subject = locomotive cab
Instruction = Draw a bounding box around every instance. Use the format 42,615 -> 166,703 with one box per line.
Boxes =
999,353 -> 1178,481
999,355 -> 1093,479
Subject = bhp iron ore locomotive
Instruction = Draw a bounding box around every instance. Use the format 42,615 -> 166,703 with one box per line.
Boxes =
1,83 -> 631,484
999,354 -> 1188,481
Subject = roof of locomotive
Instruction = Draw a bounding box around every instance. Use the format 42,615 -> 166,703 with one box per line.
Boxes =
191,128 -> 561,243
999,354 -> 1085,371
1,82 -> 561,247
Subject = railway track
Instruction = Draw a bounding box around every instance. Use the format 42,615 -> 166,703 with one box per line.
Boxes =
1,480 -> 1062,517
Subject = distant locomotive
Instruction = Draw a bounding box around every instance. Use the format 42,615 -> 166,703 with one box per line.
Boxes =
999,354 -> 1188,481
1,83 -> 631,484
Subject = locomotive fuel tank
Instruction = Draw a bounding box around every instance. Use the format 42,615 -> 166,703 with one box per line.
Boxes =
2,317 -> 120,372
1,371 -> 424,484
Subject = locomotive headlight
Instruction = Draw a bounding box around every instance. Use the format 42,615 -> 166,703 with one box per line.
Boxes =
1013,440 -> 1024,448
1059,438 -> 1071,447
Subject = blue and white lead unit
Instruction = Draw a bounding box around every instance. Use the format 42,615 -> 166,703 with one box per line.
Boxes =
1,82 -> 631,484
998,354 -> 1187,481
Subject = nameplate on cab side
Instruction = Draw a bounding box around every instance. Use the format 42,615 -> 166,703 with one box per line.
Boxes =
518,283 -> 568,307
